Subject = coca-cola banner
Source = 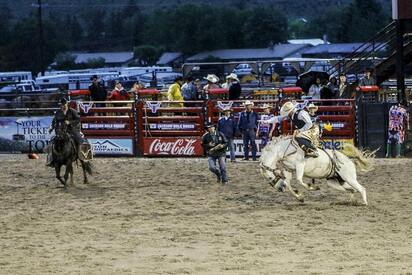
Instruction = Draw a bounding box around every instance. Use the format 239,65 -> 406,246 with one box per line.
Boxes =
143,137 -> 203,156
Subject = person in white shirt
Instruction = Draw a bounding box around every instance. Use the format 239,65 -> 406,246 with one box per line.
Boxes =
308,77 -> 322,99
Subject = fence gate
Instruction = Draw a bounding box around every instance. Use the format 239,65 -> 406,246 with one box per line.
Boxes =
357,102 -> 395,157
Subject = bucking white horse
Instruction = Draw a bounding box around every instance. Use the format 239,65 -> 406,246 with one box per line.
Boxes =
260,136 -> 374,205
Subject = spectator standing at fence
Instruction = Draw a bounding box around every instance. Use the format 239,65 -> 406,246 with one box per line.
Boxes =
108,81 -> 130,101
386,105 -> 409,158
256,104 -> 275,148
222,75 -> 231,89
359,68 -> 377,87
203,74 -> 220,99
194,79 -> 203,99
202,123 -> 229,184
238,100 -> 259,161
218,107 -> 237,162
323,76 -> 338,99
337,74 -> 352,99
129,81 -> 143,96
181,77 -> 197,101
227,73 -> 242,100
167,76 -> 184,107
308,77 -> 322,99
89,75 -> 107,104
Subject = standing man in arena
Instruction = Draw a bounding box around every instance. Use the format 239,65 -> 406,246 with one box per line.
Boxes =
218,107 -> 237,162
238,100 -> 258,161
202,123 -> 229,184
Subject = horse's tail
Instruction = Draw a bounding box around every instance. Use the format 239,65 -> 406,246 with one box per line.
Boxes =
341,144 -> 375,172
83,161 -> 93,175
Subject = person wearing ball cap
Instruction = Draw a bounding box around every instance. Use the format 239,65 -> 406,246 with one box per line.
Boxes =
202,123 -> 229,184
279,101 -> 319,158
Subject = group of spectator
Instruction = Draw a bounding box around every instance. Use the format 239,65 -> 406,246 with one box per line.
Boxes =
307,68 -> 377,100
167,73 -> 242,105
88,75 -> 144,104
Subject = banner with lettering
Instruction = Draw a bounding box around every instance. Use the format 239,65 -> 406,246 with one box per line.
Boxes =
143,137 -> 203,156
0,116 -> 53,153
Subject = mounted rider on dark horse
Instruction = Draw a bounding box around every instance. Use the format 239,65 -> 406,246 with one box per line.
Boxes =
46,98 -> 93,187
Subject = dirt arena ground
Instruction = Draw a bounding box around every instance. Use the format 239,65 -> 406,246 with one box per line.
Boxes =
0,155 -> 411,274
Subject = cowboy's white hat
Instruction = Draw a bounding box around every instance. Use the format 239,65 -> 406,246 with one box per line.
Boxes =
220,106 -> 233,112
280,101 -> 296,117
204,74 -> 219,84
226,73 -> 239,82
262,103 -> 272,109
307,103 -> 318,111
243,100 -> 254,106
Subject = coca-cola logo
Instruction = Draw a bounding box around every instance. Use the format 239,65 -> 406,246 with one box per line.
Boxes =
149,138 -> 197,155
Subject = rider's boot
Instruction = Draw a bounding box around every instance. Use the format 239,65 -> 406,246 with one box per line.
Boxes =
78,142 -> 93,161
45,145 -> 54,167
303,146 -> 319,158
46,153 -> 54,167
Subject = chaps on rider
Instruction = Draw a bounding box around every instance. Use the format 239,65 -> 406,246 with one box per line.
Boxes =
279,101 -> 320,158
46,98 -> 92,166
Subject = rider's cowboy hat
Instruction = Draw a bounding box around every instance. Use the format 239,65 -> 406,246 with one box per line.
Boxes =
226,73 -> 239,82
205,122 -> 216,129
243,100 -> 254,107
204,74 -> 219,84
307,103 -> 318,112
262,103 -> 272,110
220,106 -> 233,112
280,101 -> 296,117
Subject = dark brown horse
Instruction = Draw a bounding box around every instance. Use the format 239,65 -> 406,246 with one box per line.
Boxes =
52,122 -> 92,188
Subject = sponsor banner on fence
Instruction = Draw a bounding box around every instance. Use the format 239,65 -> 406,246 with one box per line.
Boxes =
228,138 -> 354,157
148,123 -> 196,130
320,138 -> 354,154
0,116 -> 53,152
144,137 -> 203,156
228,139 -> 264,157
89,138 -> 134,156
82,123 -> 127,130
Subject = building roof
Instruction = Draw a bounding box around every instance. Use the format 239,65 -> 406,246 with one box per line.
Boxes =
157,52 -> 183,65
186,44 -> 311,62
68,52 -> 135,64
288,39 -> 329,46
302,43 -> 386,55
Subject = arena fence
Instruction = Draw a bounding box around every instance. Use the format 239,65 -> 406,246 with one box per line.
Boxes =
135,100 -> 205,157
76,100 -> 136,156
0,97 -> 358,157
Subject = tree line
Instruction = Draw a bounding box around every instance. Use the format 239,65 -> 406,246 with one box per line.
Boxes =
0,0 -> 390,75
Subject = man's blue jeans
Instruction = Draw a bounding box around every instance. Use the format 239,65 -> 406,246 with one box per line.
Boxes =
227,139 -> 235,161
208,155 -> 227,182
242,129 -> 257,160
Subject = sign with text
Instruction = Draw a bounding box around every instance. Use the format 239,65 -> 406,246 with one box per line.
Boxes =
320,138 -> 354,154
89,138 -> 134,156
228,139 -> 264,157
229,138 -> 355,158
143,137 -> 203,156
0,116 -> 53,152
148,123 -> 196,130
82,123 -> 127,130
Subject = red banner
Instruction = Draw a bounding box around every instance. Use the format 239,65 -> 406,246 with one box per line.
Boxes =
143,137 -> 204,156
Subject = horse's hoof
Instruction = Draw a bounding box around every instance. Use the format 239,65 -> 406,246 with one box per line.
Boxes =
296,195 -> 305,203
309,186 -> 320,191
